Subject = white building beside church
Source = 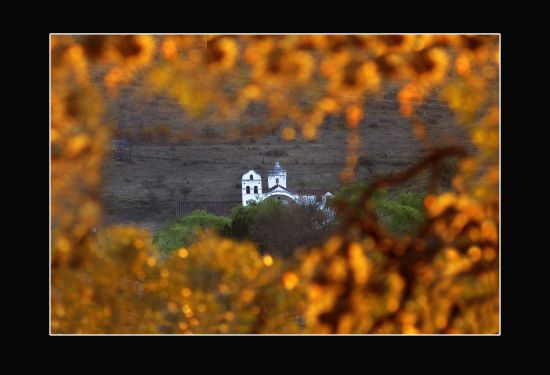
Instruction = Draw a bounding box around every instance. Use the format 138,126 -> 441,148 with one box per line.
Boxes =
241,161 -> 333,208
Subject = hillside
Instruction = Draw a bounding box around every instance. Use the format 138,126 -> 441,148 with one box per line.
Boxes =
99,77 -> 473,232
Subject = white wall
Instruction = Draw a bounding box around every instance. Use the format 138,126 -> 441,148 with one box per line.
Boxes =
242,170 -> 263,206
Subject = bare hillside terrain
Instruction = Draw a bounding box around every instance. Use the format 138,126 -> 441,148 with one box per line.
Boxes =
100,78 -> 473,232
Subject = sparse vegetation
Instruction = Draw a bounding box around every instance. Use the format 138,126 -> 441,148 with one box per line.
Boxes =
180,185 -> 192,200
358,155 -> 375,174
264,148 -> 288,157
155,173 -> 166,187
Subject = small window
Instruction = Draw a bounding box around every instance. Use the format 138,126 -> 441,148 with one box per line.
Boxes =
250,174 -> 253,180
254,186 -> 258,194
276,178 -> 279,184
246,186 -> 250,194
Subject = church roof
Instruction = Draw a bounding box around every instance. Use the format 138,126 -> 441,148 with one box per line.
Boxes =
268,161 -> 286,175
264,184 -> 297,195
295,189 -> 334,196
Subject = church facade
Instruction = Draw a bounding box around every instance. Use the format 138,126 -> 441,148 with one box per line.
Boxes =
241,161 -> 333,208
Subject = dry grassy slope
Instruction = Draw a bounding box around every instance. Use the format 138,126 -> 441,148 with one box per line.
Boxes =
100,77 -> 473,232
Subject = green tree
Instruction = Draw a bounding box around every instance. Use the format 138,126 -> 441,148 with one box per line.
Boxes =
334,184 -> 426,235
228,204 -> 257,240
153,210 -> 230,256
229,199 -> 334,258
373,191 -> 426,235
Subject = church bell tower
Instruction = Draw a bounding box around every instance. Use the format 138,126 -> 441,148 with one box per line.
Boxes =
267,161 -> 287,189
242,170 -> 262,206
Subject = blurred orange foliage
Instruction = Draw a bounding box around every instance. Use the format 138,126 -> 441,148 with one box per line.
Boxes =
51,34 -> 499,334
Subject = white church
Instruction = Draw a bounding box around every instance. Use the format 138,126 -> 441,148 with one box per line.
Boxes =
241,161 -> 334,208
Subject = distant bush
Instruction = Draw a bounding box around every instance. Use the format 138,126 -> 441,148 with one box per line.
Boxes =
153,210 -> 230,256
265,149 -> 288,157
228,205 -> 255,240
334,184 -> 426,235
180,185 -> 192,199
333,182 -> 367,206
358,156 -> 375,173
228,200 -> 334,258
373,192 -> 425,235
155,174 -> 167,186
155,198 -> 336,259
358,156 -> 374,166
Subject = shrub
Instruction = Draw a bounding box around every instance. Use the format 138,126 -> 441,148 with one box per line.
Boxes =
374,194 -> 425,234
228,205 -> 255,240
228,200 -> 334,258
264,149 -> 288,157
180,185 -> 192,199
335,184 -> 426,235
153,210 -> 230,256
